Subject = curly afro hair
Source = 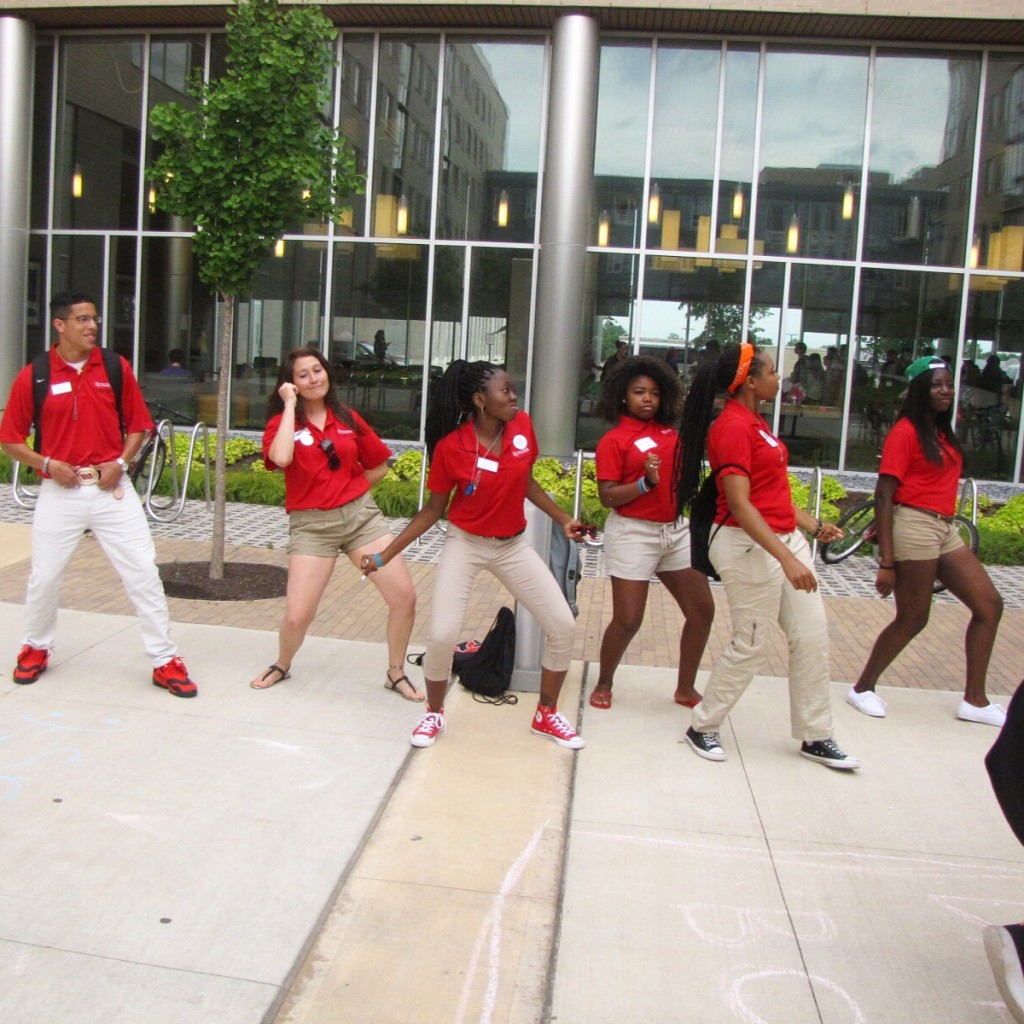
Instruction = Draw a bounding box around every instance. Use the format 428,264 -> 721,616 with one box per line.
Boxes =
594,354 -> 683,424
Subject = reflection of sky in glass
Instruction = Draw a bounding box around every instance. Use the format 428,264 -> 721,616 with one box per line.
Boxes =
760,50 -> 868,171
651,45 -> 719,179
473,42 -> 545,172
871,55 -> 960,182
595,44 -> 651,176
721,48 -> 759,182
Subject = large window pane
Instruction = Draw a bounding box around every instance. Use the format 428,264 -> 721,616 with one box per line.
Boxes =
31,40 -> 54,230
756,47 -> 868,261
439,40 -> 544,243
865,51 -> 980,267
467,248 -> 533,382
371,36 -> 439,241
592,42 -> 651,248
846,267 -> 961,471
338,33 -> 375,237
331,240 -> 430,439
55,38 -> 144,230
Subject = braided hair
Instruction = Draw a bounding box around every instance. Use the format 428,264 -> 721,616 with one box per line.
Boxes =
594,355 -> 683,425
425,359 -> 501,458
266,346 -> 356,430
897,362 -> 962,465
674,342 -> 763,514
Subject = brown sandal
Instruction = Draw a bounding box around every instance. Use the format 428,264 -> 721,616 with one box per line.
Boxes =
251,664 -> 291,690
385,671 -> 425,702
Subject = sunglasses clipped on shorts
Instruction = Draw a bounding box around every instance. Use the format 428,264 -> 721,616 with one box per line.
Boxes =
319,438 -> 340,471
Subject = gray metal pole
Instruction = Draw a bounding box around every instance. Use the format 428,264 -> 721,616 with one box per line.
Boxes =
530,13 -> 599,458
0,17 -> 34,405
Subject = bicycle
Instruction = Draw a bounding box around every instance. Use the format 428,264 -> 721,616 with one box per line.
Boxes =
130,401 -> 195,500
819,498 -> 979,595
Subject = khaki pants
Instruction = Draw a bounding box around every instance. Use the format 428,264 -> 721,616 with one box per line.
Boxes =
423,524 -> 576,681
692,525 -> 833,742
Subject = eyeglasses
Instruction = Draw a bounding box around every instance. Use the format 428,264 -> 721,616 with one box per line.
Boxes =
62,315 -> 102,326
319,438 -> 340,471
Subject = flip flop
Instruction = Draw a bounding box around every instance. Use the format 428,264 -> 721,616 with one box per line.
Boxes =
675,694 -> 702,708
588,688 -> 613,709
251,664 -> 291,690
385,672 -> 425,702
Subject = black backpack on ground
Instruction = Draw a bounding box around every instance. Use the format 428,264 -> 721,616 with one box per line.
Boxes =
453,606 -> 517,704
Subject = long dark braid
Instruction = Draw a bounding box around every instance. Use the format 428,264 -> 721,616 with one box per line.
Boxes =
897,365 -> 962,465
674,343 -> 760,514
425,359 -> 500,459
266,346 -> 357,430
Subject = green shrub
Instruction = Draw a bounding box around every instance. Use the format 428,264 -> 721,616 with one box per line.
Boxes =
223,469 -> 285,506
371,476 -> 420,517
789,473 -> 845,523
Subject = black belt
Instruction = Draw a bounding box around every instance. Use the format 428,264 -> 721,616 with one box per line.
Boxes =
898,503 -> 955,523
481,528 -> 526,540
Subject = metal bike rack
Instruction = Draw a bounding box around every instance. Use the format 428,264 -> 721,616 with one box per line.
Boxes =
141,418 -> 212,523
957,477 -> 978,524
11,460 -> 39,509
806,466 -> 824,560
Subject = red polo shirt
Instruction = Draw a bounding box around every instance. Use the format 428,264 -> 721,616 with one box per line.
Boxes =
596,416 -> 679,523
0,347 -> 151,471
428,411 -> 537,537
879,417 -> 962,517
708,399 -> 795,532
264,408 -> 391,513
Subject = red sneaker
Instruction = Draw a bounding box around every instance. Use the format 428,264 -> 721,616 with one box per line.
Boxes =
410,708 -> 446,748
13,645 -> 49,685
152,657 -> 198,698
531,704 -> 585,749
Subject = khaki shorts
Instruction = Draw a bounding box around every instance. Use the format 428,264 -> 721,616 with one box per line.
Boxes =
288,492 -> 391,557
602,509 -> 692,580
892,504 -> 964,562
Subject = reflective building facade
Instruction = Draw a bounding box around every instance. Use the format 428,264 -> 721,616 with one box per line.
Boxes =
2,5 -> 1023,481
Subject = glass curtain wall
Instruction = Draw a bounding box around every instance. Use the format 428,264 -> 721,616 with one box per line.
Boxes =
585,40 -> 1024,481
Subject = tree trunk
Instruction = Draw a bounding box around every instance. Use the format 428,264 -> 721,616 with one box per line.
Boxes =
209,291 -> 234,580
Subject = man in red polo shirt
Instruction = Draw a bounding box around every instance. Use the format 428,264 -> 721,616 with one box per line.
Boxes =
0,290 -> 197,697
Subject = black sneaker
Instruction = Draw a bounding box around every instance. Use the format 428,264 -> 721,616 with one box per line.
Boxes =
800,738 -> 860,771
984,923 -> 1024,1024
685,726 -> 726,762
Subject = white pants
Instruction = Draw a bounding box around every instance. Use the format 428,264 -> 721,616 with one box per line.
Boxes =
24,478 -> 177,666
692,525 -> 833,742
423,524 -> 576,681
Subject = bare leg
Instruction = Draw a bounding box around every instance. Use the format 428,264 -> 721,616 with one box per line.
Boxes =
540,667 -> 569,709
593,577 -> 650,702
657,567 -> 715,705
251,553 -> 335,687
935,546 -> 1003,706
348,535 -> 420,699
853,558 -> 936,693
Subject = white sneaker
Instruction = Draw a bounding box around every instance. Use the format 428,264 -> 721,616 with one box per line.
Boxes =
957,700 -> 1007,727
846,686 -> 887,718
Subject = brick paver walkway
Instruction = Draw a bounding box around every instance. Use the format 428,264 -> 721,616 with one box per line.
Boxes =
0,534 -> 1017,698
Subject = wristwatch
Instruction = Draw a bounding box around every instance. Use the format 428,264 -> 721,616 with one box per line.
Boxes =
116,457 -> 129,473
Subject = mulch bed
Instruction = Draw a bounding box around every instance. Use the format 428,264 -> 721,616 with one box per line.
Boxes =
158,561 -> 287,602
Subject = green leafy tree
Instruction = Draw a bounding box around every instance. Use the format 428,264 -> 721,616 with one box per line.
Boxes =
600,317 -> 627,359
148,0 -> 362,577
680,301 -> 770,344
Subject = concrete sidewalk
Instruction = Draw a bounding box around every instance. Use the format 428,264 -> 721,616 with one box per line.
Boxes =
1,518 -> 1023,1023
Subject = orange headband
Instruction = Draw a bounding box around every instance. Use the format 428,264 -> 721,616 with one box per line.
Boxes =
727,343 -> 755,394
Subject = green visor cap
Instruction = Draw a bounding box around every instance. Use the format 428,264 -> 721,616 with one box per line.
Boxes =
906,356 -> 948,382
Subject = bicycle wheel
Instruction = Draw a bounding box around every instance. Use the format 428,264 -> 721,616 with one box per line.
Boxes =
131,435 -> 167,498
933,515 -> 980,594
820,499 -> 876,564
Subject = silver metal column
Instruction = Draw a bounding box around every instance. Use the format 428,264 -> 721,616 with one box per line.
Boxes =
530,13 -> 599,458
0,17 -> 34,404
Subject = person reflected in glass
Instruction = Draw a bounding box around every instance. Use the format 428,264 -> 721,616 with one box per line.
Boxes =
675,342 -> 860,770
250,346 -> 421,700
848,357 -> 1005,726
361,360 -> 588,750
588,356 -> 713,710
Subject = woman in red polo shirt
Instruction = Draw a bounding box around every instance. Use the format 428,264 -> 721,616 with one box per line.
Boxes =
675,341 -> 859,770
589,355 -> 713,710
249,346 -> 420,700
848,356 -> 1005,726
361,359 -> 588,750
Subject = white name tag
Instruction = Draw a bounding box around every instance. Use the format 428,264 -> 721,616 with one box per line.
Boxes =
634,436 -> 657,453
476,457 -> 499,473
758,429 -> 780,448
51,381 -> 72,396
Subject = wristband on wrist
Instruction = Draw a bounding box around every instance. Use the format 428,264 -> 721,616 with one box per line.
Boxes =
372,553 -> 384,568
41,456 -> 51,475
637,477 -> 647,495
810,518 -> 824,539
